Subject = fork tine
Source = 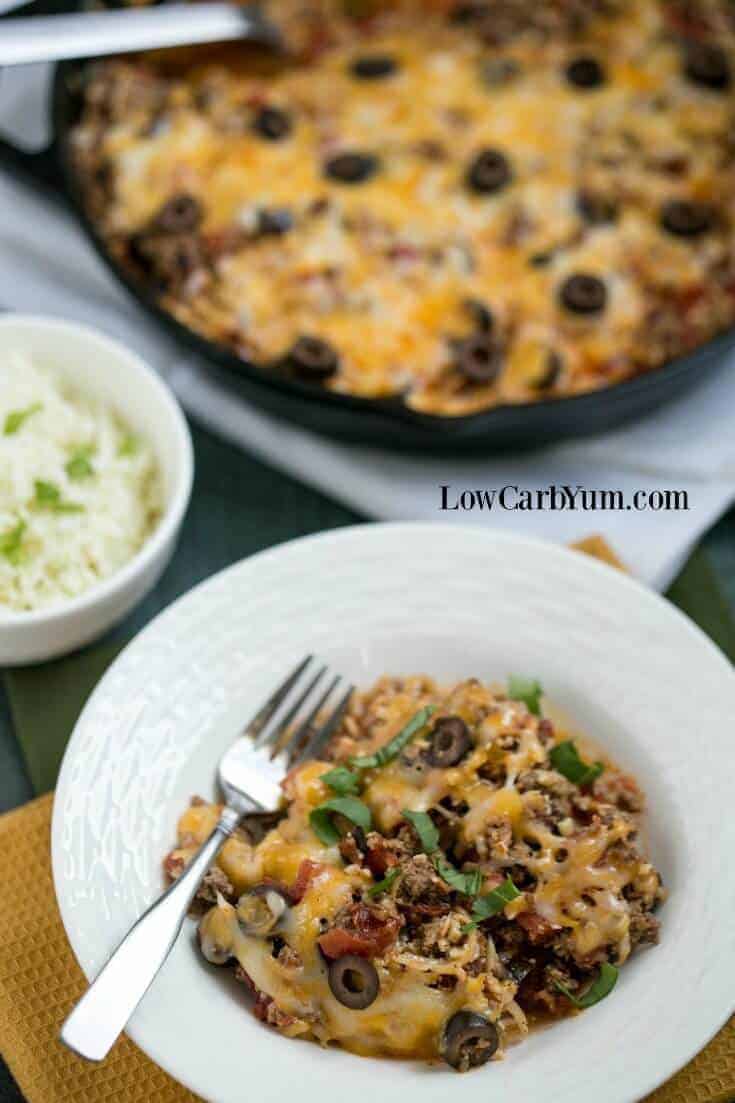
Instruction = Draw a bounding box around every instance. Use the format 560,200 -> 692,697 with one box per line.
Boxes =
282,674 -> 340,764
258,664 -> 327,753
288,682 -> 354,768
245,655 -> 313,739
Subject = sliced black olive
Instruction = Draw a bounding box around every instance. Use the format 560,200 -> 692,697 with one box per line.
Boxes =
450,1 -> 489,23
256,207 -> 294,236
350,55 -> 397,79
466,149 -> 512,194
480,57 -> 520,87
236,884 -> 290,937
252,106 -> 292,141
576,190 -> 618,225
427,716 -> 472,767
324,151 -> 380,184
349,824 -> 368,853
565,56 -> 605,89
464,298 -> 494,333
441,1010 -> 499,1070
558,273 -> 607,314
684,41 -> 731,90
285,336 -> 340,380
152,193 -> 203,234
328,954 -> 379,1009
453,334 -> 503,383
660,199 -> 713,237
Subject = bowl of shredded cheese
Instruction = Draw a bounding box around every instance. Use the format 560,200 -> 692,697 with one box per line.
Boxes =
0,315 -> 193,665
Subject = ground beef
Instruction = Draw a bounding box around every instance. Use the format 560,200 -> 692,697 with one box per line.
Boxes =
163,850 -> 234,905
592,772 -> 645,813
198,865 -> 235,904
396,854 -> 452,920
629,907 -> 661,947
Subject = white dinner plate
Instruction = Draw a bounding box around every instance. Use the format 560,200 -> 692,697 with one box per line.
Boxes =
52,523 -> 735,1103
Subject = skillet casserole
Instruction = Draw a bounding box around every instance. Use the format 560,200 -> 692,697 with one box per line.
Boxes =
68,0 -> 735,418
165,675 -> 664,1069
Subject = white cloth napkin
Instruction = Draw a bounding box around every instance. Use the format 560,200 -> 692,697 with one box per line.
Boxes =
2,66 -> 735,591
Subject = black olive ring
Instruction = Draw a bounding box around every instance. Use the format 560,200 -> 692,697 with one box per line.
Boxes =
327,954 -> 380,1009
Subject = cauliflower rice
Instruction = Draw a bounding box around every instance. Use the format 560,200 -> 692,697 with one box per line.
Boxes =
0,350 -> 163,613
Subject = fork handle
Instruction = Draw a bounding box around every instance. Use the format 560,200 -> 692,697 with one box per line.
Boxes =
60,805 -> 242,1062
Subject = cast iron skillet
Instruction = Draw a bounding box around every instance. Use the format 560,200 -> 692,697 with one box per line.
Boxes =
2,0 -> 734,451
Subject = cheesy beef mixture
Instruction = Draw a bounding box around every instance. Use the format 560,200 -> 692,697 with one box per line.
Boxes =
165,675 -> 664,1069
70,0 -> 735,416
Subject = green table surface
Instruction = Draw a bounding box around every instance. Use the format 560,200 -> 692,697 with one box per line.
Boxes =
0,419 -> 733,1103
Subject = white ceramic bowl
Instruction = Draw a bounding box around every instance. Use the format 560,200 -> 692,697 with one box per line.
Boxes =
53,524 -> 735,1103
0,315 -> 193,666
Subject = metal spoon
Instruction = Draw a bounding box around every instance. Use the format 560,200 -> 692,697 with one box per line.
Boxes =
0,3 -> 282,67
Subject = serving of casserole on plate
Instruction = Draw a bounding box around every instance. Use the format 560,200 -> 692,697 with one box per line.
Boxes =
166,674 -> 664,1070
69,0 -> 735,416
52,525 -> 735,1103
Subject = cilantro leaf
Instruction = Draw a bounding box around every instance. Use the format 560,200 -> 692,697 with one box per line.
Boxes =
554,962 -> 618,1008
65,445 -> 95,481
549,740 -> 603,787
351,705 -> 436,770
33,480 -> 84,515
3,403 -> 42,436
320,764 -> 362,796
402,809 -> 439,853
0,520 -> 27,566
118,433 -> 140,457
432,855 -> 482,897
309,796 -> 372,846
508,675 -> 543,715
462,877 -> 521,932
367,867 -> 401,897
401,808 -> 481,896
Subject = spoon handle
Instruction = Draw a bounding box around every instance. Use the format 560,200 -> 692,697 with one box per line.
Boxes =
0,3 -> 281,66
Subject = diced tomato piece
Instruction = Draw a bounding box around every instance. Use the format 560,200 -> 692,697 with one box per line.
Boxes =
517,910 -> 559,945
290,859 -> 326,903
318,902 -> 400,959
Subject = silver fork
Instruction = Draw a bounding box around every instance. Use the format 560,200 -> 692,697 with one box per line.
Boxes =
60,656 -> 352,1063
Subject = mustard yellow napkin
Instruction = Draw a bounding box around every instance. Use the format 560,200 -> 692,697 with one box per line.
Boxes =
0,794 -> 200,1103
0,794 -> 732,1103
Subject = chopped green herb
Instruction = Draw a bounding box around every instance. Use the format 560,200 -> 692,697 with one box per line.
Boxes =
508,675 -> 543,715
367,867 -> 401,898
554,962 -> 618,1008
3,402 -> 42,436
309,796 -> 372,846
462,877 -> 521,932
65,445 -> 95,481
0,520 -> 27,566
33,480 -> 84,514
402,809 -> 440,854
350,705 -> 436,770
549,740 -> 603,787
432,855 -> 482,897
401,808 -> 481,896
320,764 -> 362,796
118,432 -> 140,457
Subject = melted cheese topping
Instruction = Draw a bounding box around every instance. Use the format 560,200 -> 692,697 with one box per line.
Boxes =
72,0 -> 735,415
173,674 -> 663,1064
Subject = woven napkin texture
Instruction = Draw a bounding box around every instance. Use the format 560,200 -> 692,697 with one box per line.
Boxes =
0,794 -> 732,1103
0,794 -> 200,1103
